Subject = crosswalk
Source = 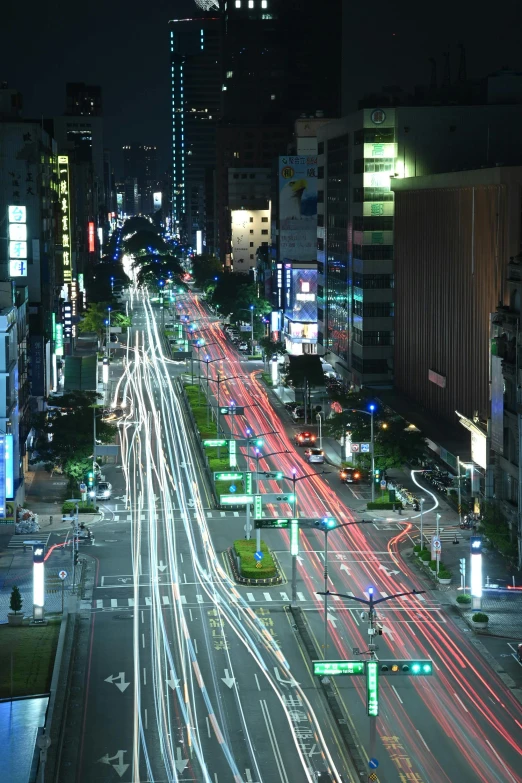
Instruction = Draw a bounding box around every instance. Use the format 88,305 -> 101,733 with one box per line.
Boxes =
411,525 -> 461,542
8,533 -> 52,550
93,589 -> 309,610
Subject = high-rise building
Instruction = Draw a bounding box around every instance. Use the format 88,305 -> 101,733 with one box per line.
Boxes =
317,102 -> 522,389
169,12 -> 223,243
122,144 -> 158,214
65,82 -> 102,117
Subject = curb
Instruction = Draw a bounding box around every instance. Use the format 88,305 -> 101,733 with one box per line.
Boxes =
226,547 -> 283,586
290,606 -> 367,780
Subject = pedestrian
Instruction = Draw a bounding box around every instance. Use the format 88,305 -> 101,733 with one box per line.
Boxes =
398,505 -> 402,515
453,534 -> 459,545
49,515 -> 53,526
392,503 -> 396,513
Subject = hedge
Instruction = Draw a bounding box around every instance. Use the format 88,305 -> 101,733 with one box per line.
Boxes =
184,384 -> 217,438
62,501 -> 97,514
367,502 -> 397,510
234,539 -> 276,579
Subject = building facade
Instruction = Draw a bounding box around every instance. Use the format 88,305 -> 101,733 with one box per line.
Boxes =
317,104 -> 522,388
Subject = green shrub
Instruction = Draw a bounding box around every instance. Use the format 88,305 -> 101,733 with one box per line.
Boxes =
62,501 -> 97,514
10,585 -> 23,614
456,594 -> 472,604
413,544 -> 421,553
420,550 -> 431,561
438,569 -> 452,579
428,560 -> 437,570
234,539 -> 276,579
472,612 -> 489,623
367,502 -> 397,510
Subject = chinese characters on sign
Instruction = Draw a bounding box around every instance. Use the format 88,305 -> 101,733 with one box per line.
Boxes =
8,205 -> 28,277
58,156 -> 72,283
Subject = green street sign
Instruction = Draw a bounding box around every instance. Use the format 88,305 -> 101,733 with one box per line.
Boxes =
203,439 -> 228,447
220,494 -> 254,505
254,518 -> 291,529
219,406 -> 245,415
229,439 -> 237,468
254,495 -> 262,518
245,472 -> 253,494
214,472 -> 244,481
367,660 -> 379,717
313,660 -> 365,677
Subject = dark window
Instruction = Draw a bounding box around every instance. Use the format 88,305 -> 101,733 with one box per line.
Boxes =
317,307 -> 324,321
318,165 -> 324,178
262,217 -> 268,222
353,158 -> 365,174
317,238 -> 324,251
353,273 -> 393,289
317,190 -> 324,203
241,173 -> 247,179
318,261 -> 324,274
318,285 -> 324,298
261,229 -> 268,235
317,213 -> 324,227
262,241 -> 268,246
250,242 -> 254,247
353,188 -> 394,203
233,174 -> 239,179
318,141 -> 324,154
250,217 -> 254,222
353,245 -> 393,261
250,229 -> 254,234
353,215 -> 393,231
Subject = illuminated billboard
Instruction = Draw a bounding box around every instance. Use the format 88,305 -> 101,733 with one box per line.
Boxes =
284,267 -> 318,322
88,222 -> 95,253
58,155 -> 73,283
279,156 -> 317,262
153,192 -> 162,210
5,435 -> 14,500
8,205 -> 28,277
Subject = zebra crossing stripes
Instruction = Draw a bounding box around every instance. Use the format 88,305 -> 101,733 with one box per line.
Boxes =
8,533 -> 52,549
93,590 -> 309,610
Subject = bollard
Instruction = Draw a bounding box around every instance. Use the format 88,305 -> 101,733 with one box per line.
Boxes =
398,505 -> 402,515
392,503 -> 396,513
49,515 -> 53,526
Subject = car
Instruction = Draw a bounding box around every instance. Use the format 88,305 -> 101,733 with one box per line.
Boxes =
102,407 -> 123,422
75,527 -> 95,545
304,447 -> 325,464
238,341 -> 248,351
291,406 -> 306,421
340,467 -> 361,483
295,431 -> 316,446
96,481 -> 112,500
284,401 -> 299,413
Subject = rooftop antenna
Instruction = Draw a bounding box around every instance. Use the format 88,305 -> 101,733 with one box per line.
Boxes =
457,42 -> 467,82
443,46 -> 451,87
429,57 -> 437,89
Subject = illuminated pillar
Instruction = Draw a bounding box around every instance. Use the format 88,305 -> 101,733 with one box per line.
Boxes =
470,535 -> 483,610
32,544 -> 46,622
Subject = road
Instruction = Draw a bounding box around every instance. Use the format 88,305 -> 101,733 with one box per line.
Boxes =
71,288 -> 354,783
175,291 -> 522,783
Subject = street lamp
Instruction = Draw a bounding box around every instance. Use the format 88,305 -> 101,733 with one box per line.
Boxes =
347,404 -> 376,502
205,374 -> 246,443
313,517 -> 374,657
192,341 -> 219,387
201,355 -> 225,422
254,448 -> 291,493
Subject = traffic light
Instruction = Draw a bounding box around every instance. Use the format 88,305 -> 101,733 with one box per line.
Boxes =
374,469 -> 381,483
378,660 -> 433,675
314,517 -> 337,531
87,472 -> 94,487
74,551 -> 79,566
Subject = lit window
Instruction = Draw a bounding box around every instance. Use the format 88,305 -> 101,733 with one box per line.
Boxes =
262,0 -> 267,6
249,0 -> 254,6
235,0 -> 241,6
271,94 -> 276,100
227,71 -> 233,78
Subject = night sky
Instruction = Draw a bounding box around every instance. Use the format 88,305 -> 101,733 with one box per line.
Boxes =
3,0 -> 522,177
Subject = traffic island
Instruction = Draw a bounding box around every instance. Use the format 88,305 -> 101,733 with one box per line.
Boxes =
0,620 -> 60,698
227,539 -> 283,586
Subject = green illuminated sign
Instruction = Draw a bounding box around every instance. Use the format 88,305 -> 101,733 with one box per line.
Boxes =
254,495 -> 262,518
290,519 -> 299,556
203,439 -> 228,447
214,472 -> 243,481
220,494 -> 253,505
245,472 -> 252,494
367,660 -> 379,717
254,518 -> 290,529
313,660 -> 365,677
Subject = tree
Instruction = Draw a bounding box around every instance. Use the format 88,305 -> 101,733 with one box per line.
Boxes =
258,336 -> 286,358
10,585 -> 23,614
122,216 -> 156,236
123,231 -> 168,256
86,262 -> 130,304
31,391 -> 116,483
191,254 -> 222,288
209,274 -> 271,330
78,303 -> 109,342
134,254 -> 184,287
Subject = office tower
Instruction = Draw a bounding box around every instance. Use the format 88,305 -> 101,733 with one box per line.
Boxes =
65,82 -> 102,117
169,11 -> 223,243
122,144 -> 158,214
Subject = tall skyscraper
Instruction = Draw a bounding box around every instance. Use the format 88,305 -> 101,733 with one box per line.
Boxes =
169,11 -> 223,243
65,82 -> 102,117
122,144 -> 158,213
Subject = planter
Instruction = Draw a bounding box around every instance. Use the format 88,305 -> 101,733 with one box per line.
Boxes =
472,621 -> 488,631
438,577 -> 452,585
7,613 -> 23,626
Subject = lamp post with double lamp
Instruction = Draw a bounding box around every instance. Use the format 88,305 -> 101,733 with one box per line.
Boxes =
202,355 -> 225,423
238,305 -> 256,354
313,516 -> 374,658
193,341 -> 219,396
205,374 -> 246,446
288,467 -> 330,606
254,448 -> 291,493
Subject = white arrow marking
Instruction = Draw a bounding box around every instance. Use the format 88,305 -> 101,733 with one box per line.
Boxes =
157,561 -> 167,572
378,564 -> 401,576
381,626 -> 394,639
175,747 -> 189,774
104,672 -> 130,693
187,499 -> 195,507
340,563 -> 351,575
97,750 -> 129,777
327,612 -> 337,628
296,555 -> 305,565
274,667 -> 299,687
221,669 -> 236,688
166,670 -> 180,690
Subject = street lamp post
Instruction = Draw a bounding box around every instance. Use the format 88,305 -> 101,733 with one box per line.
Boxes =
344,404 -> 377,501
457,454 -> 462,524
250,304 -> 254,354
317,586 -> 426,758
316,411 -> 323,449
420,497 -> 425,549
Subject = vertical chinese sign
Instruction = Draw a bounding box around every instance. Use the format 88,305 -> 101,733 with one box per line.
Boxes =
8,205 -> 28,277
58,156 -> 72,283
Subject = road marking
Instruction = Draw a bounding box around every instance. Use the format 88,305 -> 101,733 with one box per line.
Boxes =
142,634 -> 145,649
280,592 -> 289,601
453,692 -> 468,712
144,709 -> 148,729
145,597 -> 151,605
331,594 -> 341,601
96,599 -> 103,608
143,668 -> 147,685
263,592 -> 272,601
111,599 -> 118,608
128,598 -> 135,607
114,515 -> 120,521
196,594 -> 203,604
247,593 -> 255,602
206,716 -> 211,738
416,730 -> 430,752
254,673 -> 261,691
180,553 -> 183,563
194,639 -> 198,654
233,511 -> 239,517
486,740 -> 518,783
391,685 -> 403,704
162,596 -> 170,605
181,595 -> 187,605
297,592 -> 306,602
260,699 -> 290,783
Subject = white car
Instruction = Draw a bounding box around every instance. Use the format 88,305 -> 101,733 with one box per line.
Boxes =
305,448 -> 325,464
96,481 -> 112,500
238,341 -> 248,351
